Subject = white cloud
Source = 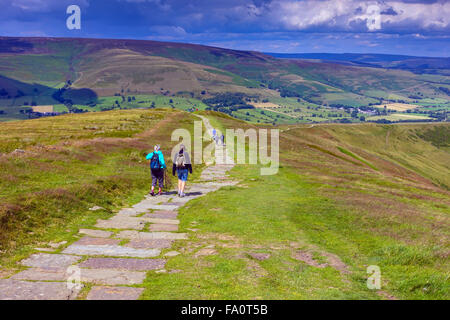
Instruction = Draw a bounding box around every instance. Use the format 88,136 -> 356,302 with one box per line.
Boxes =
230,0 -> 450,33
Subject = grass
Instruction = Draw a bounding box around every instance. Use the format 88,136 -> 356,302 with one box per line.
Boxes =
0,109 -> 203,266
140,112 -> 448,300
0,110 -> 448,300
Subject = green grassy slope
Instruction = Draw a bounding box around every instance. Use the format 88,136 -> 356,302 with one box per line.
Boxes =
154,113 -> 447,300
0,109 -> 204,267
0,110 -> 447,299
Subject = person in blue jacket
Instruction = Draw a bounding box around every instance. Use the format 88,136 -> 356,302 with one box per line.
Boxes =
146,144 -> 166,196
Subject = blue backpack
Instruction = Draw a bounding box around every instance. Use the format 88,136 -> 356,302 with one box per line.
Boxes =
150,152 -> 160,170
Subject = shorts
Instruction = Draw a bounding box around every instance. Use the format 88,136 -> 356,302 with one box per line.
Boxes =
177,168 -> 189,182
151,169 -> 164,187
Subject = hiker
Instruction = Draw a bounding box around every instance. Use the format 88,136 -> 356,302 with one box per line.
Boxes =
146,144 -> 166,196
220,133 -> 225,146
212,128 -> 217,143
172,144 -> 192,197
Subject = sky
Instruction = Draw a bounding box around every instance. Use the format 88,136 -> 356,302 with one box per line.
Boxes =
0,0 -> 449,57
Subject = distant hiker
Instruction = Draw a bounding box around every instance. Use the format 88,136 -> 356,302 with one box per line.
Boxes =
220,133 -> 225,146
173,144 -> 193,197
212,128 -> 217,141
146,144 -> 166,196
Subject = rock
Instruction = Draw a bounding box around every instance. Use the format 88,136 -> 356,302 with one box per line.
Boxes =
48,241 -> 67,249
34,248 -> 55,252
89,206 -> 104,211
164,251 -> 180,257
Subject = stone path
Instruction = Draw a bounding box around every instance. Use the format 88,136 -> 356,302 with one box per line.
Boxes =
0,115 -> 236,300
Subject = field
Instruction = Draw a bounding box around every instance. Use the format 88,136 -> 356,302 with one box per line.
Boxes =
0,109 -> 448,299
0,37 -> 449,124
367,113 -> 433,121
371,103 -> 418,111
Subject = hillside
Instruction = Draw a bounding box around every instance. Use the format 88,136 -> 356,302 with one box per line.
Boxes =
0,110 -> 448,299
0,37 -> 449,124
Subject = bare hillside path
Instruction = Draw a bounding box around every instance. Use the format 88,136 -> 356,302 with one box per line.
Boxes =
0,115 -> 236,300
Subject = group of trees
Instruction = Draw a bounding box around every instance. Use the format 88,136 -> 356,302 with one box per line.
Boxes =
203,93 -> 256,112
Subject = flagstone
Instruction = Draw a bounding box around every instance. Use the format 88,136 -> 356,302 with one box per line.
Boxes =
79,269 -> 146,285
125,239 -> 173,249
86,286 -> 144,300
10,268 -> 67,281
149,224 -> 179,232
144,211 -> 178,219
117,230 -> 188,240
141,217 -> 179,225
117,208 -> 139,216
79,229 -> 113,238
20,253 -> 81,269
63,244 -> 160,258
0,279 -> 81,300
73,237 -> 120,246
79,258 -> 166,271
95,216 -> 145,230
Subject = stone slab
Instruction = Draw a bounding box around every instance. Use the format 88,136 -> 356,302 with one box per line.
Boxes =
79,268 -> 146,285
95,216 -> 145,230
125,239 -> 173,249
73,237 -> 120,246
10,268 -> 67,281
0,279 -> 81,300
20,253 -> 81,269
144,212 -> 178,219
86,286 -> 144,300
79,229 -> 113,238
144,204 -> 179,211
79,258 -> 166,271
160,202 -> 183,206
117,208 -> 139,216
141,217 -> 180,225
117,230 -> 188,240
63,244 -> 160,258
149,224 -> 179,232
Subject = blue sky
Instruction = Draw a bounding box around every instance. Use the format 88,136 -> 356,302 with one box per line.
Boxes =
0,0 -> 449,57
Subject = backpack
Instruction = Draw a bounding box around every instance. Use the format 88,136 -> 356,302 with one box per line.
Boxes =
150,152 -> 160,170
175,153 -> 186,168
